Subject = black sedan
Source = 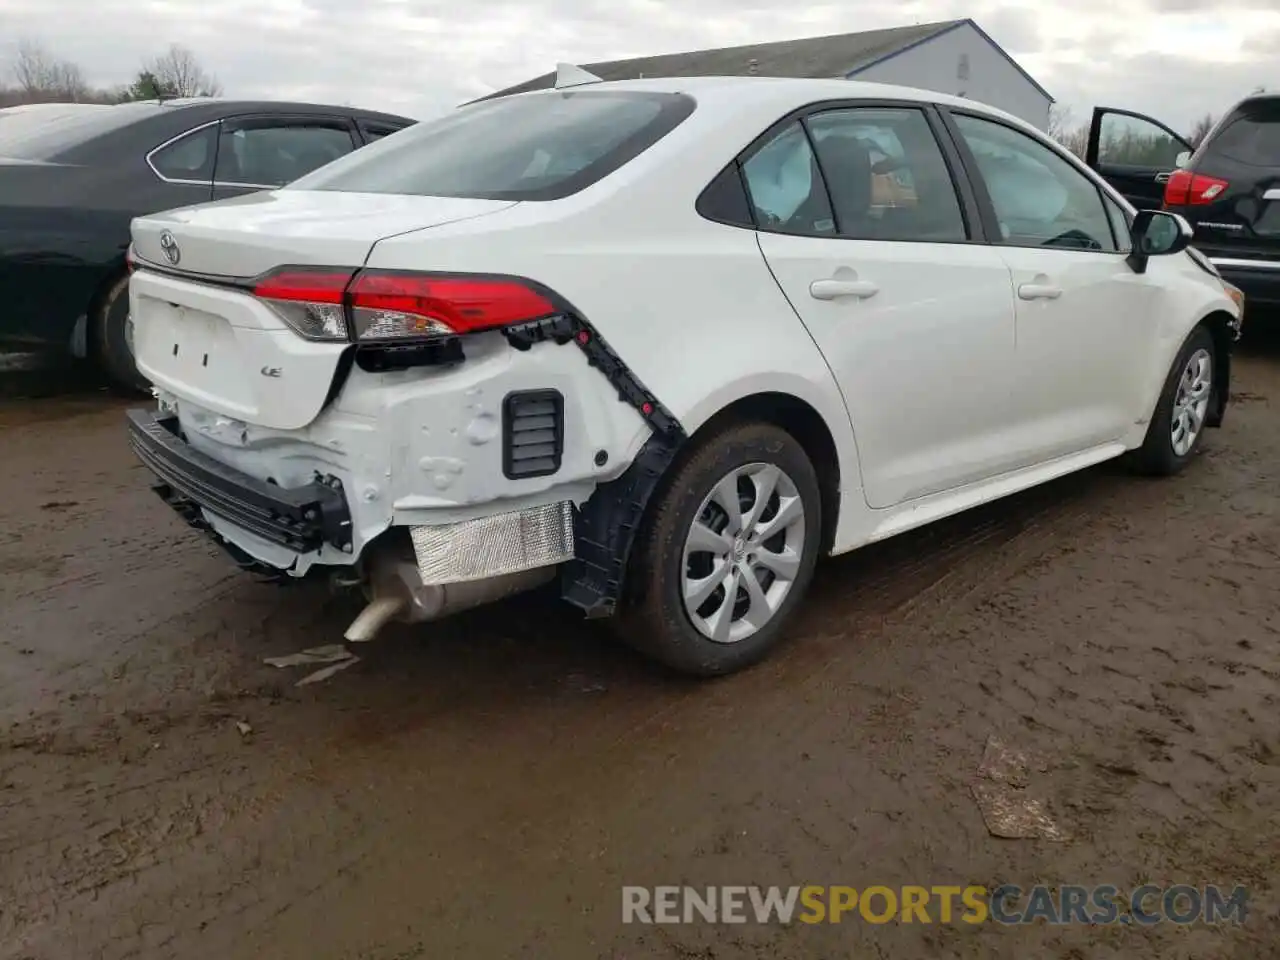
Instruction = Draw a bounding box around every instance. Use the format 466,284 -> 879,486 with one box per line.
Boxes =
0,98 -> 414,390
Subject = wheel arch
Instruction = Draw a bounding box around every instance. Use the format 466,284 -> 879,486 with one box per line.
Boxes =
681,391 -> 844,555
84,259 -> 130,360
1196,309 -> 1237,428
560,383 -> 857,618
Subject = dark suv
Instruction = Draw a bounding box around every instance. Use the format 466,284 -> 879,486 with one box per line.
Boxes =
1086,94 -> 1280,311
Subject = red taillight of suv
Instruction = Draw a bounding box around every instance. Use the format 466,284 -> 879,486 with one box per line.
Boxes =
1164,170 -> 1230,206
250,267 -> 560,343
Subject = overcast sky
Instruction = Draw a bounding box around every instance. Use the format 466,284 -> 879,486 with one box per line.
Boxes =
1,0 -> 1277,133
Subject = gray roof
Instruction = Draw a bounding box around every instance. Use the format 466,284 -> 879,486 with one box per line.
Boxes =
479,19 -> 975,101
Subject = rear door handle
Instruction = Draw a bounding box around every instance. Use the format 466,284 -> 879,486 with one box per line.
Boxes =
1154,172 -> 1172,184
1018,283 -> 1062,301
810,278 -> 879,301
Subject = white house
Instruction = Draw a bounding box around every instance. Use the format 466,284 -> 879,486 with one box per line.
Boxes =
481,18 -> 1054,131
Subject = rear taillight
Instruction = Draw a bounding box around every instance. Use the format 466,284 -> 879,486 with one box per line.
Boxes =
253,268 -> 352,341
250,267 -> 560,344
1164,170 -> 1229,206
348,271 -> 557,342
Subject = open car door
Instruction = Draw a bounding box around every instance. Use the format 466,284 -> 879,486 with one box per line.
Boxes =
1086,107 -> 1193,210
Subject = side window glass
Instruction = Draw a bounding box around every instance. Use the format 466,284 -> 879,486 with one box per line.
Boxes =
150,125 -> 216,183
216,123 -> 356,187
741,121 -> 835,236
1097,112 -> 1187,168
807,107 -> 967,242
953,114 -> 1117,252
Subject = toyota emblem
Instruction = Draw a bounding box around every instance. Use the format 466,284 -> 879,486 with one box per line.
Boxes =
159,230 -> 181,266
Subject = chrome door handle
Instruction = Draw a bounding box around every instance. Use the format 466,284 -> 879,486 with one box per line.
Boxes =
1018,283 -> 1062,301
1154,172 -> 1172,184
810,278 -> 879,301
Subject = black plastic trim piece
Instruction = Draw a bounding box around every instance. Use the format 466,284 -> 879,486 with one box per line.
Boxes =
502,313 -> 684,440
500,312 -> 689,617
127,408 -> 353,553
559,430 -> 683,618
502,389 -> 565,479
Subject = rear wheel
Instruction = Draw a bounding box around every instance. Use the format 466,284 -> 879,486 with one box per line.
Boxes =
93,274 -> 150,395
615,422 -> 822,677
1129,325 -> 1215,476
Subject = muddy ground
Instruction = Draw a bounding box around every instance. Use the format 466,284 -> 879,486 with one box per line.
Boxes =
1,332 -> 1278,960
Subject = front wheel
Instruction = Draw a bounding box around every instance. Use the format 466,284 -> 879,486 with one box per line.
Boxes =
93,275 -> 151,396
615,422 -> 823,677
1129,325 -> 1216,476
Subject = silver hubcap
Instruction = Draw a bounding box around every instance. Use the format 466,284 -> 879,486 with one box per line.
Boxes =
682,462 -> 807,644
1171,348 -> 1212,457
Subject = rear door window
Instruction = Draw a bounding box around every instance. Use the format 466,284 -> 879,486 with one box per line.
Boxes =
288,91 -> 696,201
807,107 -> 967,242
740,121 -> 835,235
216,120 -> 358,188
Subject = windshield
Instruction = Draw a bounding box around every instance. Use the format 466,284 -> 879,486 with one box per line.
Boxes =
0,102 -> 162,160
289,90 -> 695,201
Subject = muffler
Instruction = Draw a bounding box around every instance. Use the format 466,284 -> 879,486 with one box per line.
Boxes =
342,540 -> 556,643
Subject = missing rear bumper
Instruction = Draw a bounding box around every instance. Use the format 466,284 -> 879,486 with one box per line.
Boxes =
127,407 -> 353,554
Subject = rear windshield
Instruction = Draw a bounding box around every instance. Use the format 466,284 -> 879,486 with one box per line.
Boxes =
1203,100 -> 1280,168
0,102 -> 162,160
288,90 -> 696,201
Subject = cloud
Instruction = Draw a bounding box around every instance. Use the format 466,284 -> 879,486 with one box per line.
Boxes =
0,0 -> 1276,132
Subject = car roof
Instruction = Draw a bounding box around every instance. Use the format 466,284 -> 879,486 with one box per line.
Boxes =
156,98 -> 415,124
489,74 -> 1029,130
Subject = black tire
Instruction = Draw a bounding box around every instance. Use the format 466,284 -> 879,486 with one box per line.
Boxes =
614,422 -> 823,677
93,274 -> 150,396
1128,324 -> 1216,476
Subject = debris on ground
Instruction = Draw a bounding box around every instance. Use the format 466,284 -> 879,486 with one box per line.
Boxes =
263,644 -> 355,668
295,657 -> 361,687
264,644 -> 361,687
970,735 -> 1070,841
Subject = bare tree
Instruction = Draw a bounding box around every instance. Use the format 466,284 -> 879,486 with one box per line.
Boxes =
145,43 -> 222,98
1047,104 -> 1090,159
1047,104 -> 1074,141
10,39 -> 88,101
1188,113 -> 1216,149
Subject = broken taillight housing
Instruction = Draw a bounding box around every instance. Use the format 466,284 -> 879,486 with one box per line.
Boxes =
250,267 -> 560,343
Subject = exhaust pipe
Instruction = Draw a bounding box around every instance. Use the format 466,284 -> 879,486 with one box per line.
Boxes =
343,596 -> 406,642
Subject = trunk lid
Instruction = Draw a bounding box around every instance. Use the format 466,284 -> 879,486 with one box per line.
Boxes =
129,190 -> 518,430
131,189 -> 517,278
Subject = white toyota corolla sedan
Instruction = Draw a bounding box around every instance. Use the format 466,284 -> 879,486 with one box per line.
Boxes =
126,72 -> 1243,676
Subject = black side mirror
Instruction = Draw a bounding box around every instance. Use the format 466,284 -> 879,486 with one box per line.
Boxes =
1127,210 -> 1193,274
